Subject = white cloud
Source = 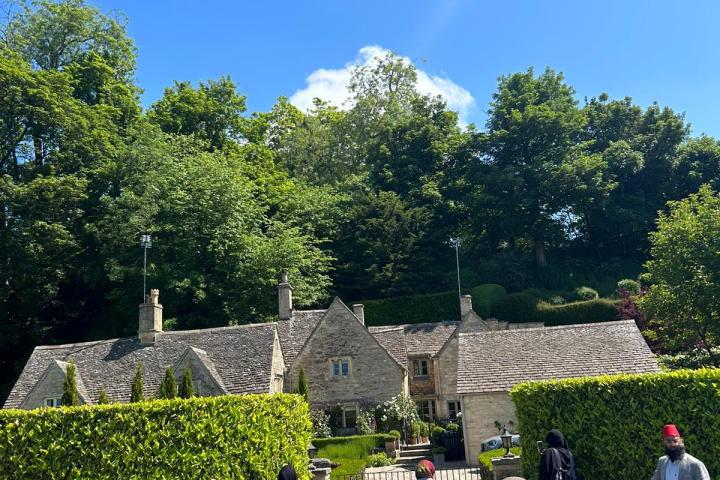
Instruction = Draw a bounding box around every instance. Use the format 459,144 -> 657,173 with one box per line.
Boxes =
289,45 -> 475,125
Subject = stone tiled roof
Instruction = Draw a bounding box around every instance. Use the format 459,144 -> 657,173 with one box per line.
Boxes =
369,327 -> 408,369
368,321 -> 459,361
456,320 -> 660,394
276,309 -> 326,367
3,323 -> 278,408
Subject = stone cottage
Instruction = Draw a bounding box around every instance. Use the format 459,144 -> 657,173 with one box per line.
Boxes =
4,274 -> 660,465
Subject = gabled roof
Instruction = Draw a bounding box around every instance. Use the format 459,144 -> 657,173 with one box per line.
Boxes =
4,323 -> 279,408
456,320 -> 661,394
368,322 -> 459,361
173,346 -> 228,394
276,309 -> 326,367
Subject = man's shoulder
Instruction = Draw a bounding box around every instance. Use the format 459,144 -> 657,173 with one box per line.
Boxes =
683,453 -> 706,467
656,455 -> 669,463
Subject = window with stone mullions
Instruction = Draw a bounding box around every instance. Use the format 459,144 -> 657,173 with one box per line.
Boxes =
332,358 -> 350,377
413,359 -> 428,377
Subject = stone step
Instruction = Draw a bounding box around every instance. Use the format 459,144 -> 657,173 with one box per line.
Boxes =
399,448 -> 432,457
394,455 -> 430,466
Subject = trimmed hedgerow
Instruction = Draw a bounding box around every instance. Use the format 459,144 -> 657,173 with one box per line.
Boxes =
489,293 -> 541,323
0,393 -> 312,480
361,291 -> 459,326
536,298 -> 619,326
510,369 -> 720,480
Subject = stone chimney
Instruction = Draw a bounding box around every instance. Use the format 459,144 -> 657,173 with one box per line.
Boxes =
352,304 -> 365,326
278,271 -> 293,320
138,289 -> 163,345
460,294 -> 473,319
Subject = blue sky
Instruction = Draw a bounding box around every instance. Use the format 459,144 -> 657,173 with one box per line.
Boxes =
94,0 -> 720,136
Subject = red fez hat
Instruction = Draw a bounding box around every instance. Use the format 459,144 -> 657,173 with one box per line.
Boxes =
663,424 -> 680,437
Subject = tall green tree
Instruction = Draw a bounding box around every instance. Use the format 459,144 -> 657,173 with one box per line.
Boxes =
470,68 -> 613,267
148,77 -> 246,151
157,367 -> 177,399
61,362 -> 79,406
639,185 -> 720,364
178,367 -> 194,399
130,362 -> 144,402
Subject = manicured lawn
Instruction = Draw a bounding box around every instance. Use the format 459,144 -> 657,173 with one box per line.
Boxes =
315,434 -> 388,478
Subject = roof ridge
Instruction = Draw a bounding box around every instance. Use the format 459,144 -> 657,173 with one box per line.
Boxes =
161,322 -> 277,335
458,320 -> 635,337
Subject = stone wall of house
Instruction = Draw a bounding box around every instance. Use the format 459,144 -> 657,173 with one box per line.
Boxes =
409,355 -> 435,396
288,299 -> 406,409
270,330 -> 285,393
436,336 -> 458,418
21,363 -> 85,409
461,392 -> 517,465
174,354 -> 226,397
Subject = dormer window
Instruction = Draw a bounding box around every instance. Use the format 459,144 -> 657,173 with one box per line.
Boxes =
331,358 -> 350,377
44,397 -> 61,408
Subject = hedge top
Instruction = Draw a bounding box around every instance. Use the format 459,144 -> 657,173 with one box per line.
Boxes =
457,320 -> 660,394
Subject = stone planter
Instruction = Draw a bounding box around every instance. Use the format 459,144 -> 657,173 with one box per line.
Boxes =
385,439 -> 399,458
420,436 -> 429,444
432,453 -> 445,466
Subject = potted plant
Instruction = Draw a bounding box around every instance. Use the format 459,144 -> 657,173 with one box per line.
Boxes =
432,446 -> 447,466
385,430 -> 401,457
431,426 -> 445,446
409,422 -> 421,444
419,422 -> 430,443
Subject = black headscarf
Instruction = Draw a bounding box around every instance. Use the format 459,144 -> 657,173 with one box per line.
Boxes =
278,465 -> 297,480
539,430 -> 577,480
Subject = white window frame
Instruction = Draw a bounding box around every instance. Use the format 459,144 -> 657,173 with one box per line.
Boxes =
330,358 -> 350,378
44,397 -> 61,408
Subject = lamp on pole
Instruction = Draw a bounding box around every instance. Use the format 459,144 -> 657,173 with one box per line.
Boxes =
140,234 -> 152,300
448,237 -> 461,298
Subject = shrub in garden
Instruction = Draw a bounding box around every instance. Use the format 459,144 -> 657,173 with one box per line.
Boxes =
511,369 -> 720,480
547,295 -> 566,305
157,367 -> 177,399
310,408 -> 332,438
489,292 -> 540,323
178,367 -> 194,398
431,426 -> 445,444
367,452 -> 394,467
97,388 -> 109,405
388,430 -> 401,440
573,286 -> 599,300
470,284 -> 507,317
130,362 -> 144,402
446,423 -> 460,432
61,362 -> 79,406
357,409 -> 375,435
617,278 -> 640,295
0,393 -> 312,479
536,298 -> 619,326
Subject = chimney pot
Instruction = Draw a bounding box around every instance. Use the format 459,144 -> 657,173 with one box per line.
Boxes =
352,304 -> 365,326
460,294 -> 473,319
278,271 -> 293,320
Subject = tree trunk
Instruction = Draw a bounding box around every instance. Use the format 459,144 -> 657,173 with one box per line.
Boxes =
533,238 -> 547,268
33,135 -> 43,166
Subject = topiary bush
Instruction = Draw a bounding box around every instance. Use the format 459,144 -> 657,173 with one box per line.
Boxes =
511,369 -> 720,480
388,430 -> 401,440
470,284 -> 508,317
617,278 -> 640,295
0,394 -> 312,479
573,286 -> 599,300
489,292 -> 541,323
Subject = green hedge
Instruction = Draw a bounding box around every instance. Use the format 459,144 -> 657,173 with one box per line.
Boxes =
313,434 -> 389,459
477,447 -> 521,479
511,369 -> 720,480
536,298 -> 619,326
0,394 -> 312,480
361,291 -> 459,326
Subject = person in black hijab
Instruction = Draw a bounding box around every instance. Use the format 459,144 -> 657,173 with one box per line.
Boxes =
538,429 -> 578,480
278,464 -> 297,480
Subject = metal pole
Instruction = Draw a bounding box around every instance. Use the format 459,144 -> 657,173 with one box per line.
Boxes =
454,241 -> 461,297
143,245 -> 147,300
